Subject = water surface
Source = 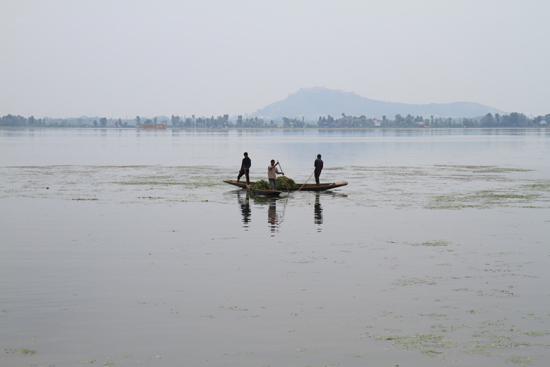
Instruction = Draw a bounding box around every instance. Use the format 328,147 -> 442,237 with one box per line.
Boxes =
1,128 -> 549,367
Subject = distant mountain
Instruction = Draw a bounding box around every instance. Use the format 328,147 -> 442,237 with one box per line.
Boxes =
250,87 -> 505,121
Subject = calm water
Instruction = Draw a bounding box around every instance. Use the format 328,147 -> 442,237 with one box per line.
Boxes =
1,128 -> 549,367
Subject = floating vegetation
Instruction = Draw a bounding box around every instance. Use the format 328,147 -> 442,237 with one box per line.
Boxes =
219,305 -> 248,311
418,313 -> 448,318
518,330 -> 550,337
426,189 -> 541,210
523,181 -> 550,191
374,333 -> 456,356
504,355 -> 534,366
250,180 -> 270,190
474,191 -> 535,200
430,324 -> 468,332
473,168 -> 532,174
4,348 -> 37,356
409,240 -> 451,247
276,176 -> 297,190
394,277 -> 437,286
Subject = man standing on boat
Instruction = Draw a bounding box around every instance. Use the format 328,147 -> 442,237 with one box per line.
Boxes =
268,160 -> 284,190
314,154 -> 323,186
237,152 -> 251,185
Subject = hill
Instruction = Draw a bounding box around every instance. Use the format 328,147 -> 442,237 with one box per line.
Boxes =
250,87 -> 505,121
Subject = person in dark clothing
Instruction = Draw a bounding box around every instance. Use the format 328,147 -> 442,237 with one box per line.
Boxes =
237,152 -> 251,185
314,154 -> 323,186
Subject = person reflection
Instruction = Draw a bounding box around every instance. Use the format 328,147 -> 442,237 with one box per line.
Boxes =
268,198 -> 278,236
314,193 -> 323,231
237,190 -> 251,230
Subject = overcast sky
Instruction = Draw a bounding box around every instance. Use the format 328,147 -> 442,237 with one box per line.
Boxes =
1,0 -> 549,119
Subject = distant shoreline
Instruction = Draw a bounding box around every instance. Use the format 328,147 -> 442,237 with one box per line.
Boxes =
1,126 -> 548,130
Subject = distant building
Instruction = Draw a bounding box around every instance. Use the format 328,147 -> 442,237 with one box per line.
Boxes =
374,120 -> 381,127
142,123 -> 166,130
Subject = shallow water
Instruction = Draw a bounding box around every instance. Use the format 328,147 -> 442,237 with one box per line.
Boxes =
1,128 -> 549,367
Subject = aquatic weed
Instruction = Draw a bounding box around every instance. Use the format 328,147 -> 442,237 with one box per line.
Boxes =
374,332 -> 456,356
523,181 -> 550,190
409,240 -> 450,247
505,355 -> 534,366
517,330 -> 550,337
394,277 -> 438,286
5,348 -> 37,356
219,305 -> 248,311
474,168 -> 532,173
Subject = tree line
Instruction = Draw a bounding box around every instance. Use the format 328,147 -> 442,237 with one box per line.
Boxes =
1,112 -> 549,128
316,112 -> 550,128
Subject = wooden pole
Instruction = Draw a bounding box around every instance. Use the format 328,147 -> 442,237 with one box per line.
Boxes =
277,162 -> 290,193
298,170 -> 315,192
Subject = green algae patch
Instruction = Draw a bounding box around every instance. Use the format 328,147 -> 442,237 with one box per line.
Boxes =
473,168 -> 532,174
523,181 -> 550,191
375,332 -> 456,356
5,348 -> 37,356
518,330 -> 550,337
427,189 -> 541,210
505,355 -> 534,366
219,305 -> 248,311
394,277 -> 438,286
409,240 -> 451,247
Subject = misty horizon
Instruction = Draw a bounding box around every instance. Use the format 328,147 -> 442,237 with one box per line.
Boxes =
1,1 -> 549,118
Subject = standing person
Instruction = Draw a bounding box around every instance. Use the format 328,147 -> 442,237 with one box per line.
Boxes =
237,152 -> 251,185
314,154 -> 323,186
268,159 -> 284,190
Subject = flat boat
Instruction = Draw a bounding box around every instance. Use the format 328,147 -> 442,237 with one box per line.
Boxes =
250,189 -> 282,197
223,180 -> 347,192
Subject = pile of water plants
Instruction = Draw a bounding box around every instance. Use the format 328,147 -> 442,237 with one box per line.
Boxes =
276,176 -> 297,190
250,177 -> 297,191
250,180 -> 270,190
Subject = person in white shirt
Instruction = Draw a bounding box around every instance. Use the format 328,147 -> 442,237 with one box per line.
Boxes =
267,160 -> 284,190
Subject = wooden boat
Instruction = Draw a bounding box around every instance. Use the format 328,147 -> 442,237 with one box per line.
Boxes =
223,180 -> 347,192
222,180 -> 282,196
250,189 -> 282,197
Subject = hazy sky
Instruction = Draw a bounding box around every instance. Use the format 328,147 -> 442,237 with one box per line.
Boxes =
1,0 -> 549,119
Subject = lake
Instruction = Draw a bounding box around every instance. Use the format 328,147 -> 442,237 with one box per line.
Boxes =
1,127 -> 549,367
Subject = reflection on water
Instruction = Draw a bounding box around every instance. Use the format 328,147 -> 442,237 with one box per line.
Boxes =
237,190 -> 251,229
236,190 -> 289,235
236,190 -> 326,234
267,199 -> 279,236
314,193 -> 323,231
255,196 -> 287,236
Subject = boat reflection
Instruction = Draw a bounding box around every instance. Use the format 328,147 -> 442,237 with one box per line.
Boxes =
237,190 -> 251,230
314,192 -> 323,231
267,199 -> 279,236
253,195 -> 286,236
235,190 -> 348,234
236,191 -> 287,235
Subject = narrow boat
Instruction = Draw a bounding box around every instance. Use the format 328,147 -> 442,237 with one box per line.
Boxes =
250,189 -> 282,197
223,180 -> 347,192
